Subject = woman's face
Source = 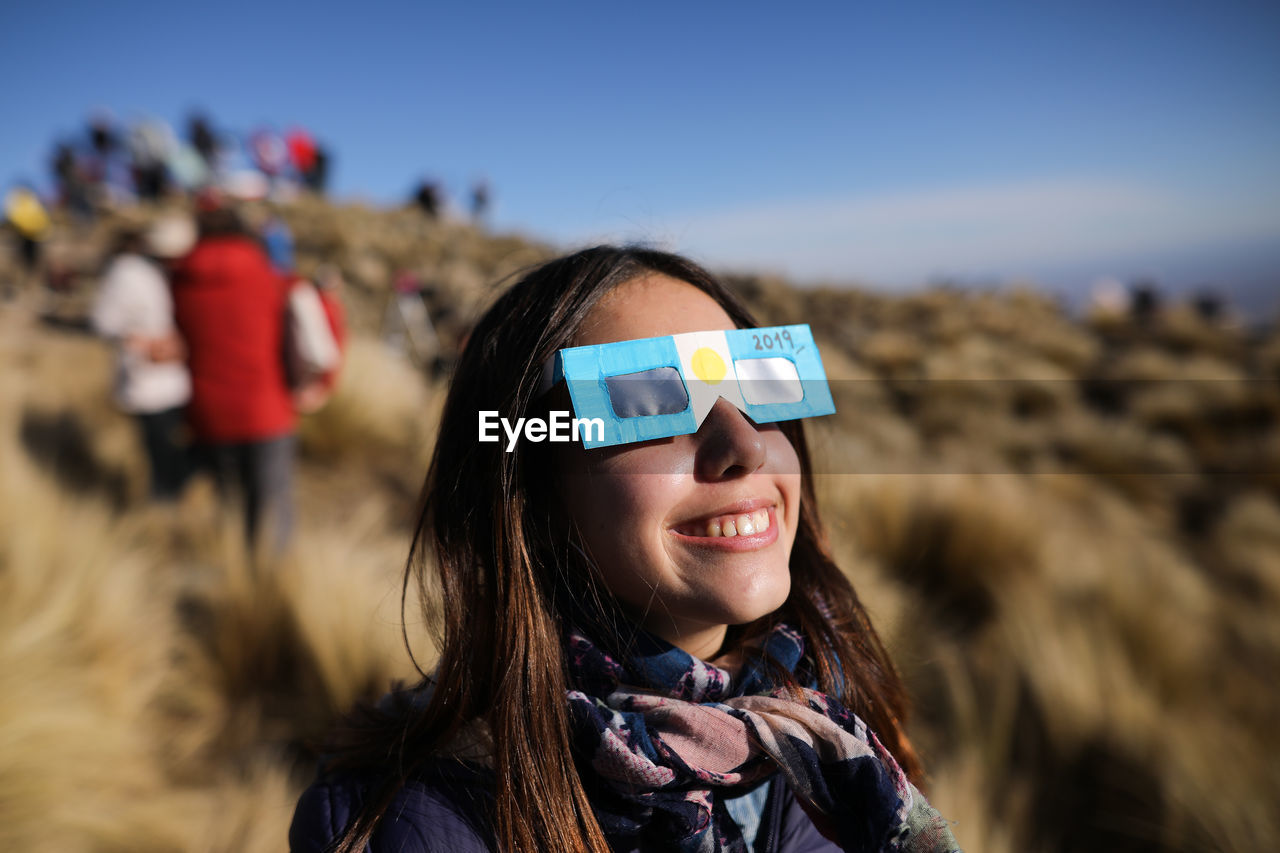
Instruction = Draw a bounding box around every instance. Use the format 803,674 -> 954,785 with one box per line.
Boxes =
556,273 -> 802,660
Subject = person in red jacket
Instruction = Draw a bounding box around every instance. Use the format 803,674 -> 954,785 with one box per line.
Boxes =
170,199 -> 297,554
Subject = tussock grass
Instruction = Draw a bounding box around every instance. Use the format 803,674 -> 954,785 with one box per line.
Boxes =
3,203 -> 1278,851
0,412 -> 201,851
276,497 -> 432,714
1,296 -> 439,849
297,335 -> 443,473
814,456 -> 1278,849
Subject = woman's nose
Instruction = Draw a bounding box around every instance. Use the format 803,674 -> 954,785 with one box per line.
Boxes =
693,398 -> 767,480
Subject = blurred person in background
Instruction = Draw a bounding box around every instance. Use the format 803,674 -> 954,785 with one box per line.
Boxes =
170,195 -> 297,554
411,180 -> 442,219
248,126 -> 291,196
381,270 -> 439,368
127,118 -> 175,202
469,177 -> 491,225
90,215 -> 196,501
166,139 -> 212,194
243,203 -> 343,412
260,212 -> 296,274
307,143 -> 330,195
3,183 -> 51,301
88,113 -> 120,162
84,111 -> 131,208
289,264 -> 347,414
188,112 -> 220,175
1192,289 -> 1226,324
50,140 -> 93,220
285,126 -> 321,191
1129,280 -> 1163,324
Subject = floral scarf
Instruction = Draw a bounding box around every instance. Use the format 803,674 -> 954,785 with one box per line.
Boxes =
565,624 -> 961,852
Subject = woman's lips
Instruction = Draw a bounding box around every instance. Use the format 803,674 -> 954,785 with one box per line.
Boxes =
669,505 -> 780,550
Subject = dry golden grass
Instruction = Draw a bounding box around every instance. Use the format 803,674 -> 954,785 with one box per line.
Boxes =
1,292 -> 436,850
781,272 -> 1280,850
823,467 -> 1279,852
2,204 -> 1277,852
297,335 -> 443,472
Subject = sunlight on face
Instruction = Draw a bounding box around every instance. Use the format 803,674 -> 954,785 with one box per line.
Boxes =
556,273 -> 801,661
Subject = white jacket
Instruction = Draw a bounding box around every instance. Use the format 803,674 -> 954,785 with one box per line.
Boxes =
91,254 -> 191,414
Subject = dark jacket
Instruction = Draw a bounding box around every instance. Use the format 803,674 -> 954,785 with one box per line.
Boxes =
289,760 -> 843,852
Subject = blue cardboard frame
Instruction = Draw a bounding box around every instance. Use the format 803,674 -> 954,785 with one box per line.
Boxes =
552,323 -> 835,449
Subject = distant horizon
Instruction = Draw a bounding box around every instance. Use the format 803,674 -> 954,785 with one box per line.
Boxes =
12,165 -> 1279,320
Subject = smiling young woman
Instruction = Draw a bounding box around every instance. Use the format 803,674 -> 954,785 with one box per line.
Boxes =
555,272 -> 802,663
289,247 -> 962,853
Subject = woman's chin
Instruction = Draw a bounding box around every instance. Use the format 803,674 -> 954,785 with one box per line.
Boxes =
654,578 -> 793,647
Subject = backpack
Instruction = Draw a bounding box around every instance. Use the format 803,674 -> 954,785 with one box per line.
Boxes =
283,279 -> 340,390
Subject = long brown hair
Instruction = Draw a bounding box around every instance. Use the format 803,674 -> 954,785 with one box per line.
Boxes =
329,246 -> 921,852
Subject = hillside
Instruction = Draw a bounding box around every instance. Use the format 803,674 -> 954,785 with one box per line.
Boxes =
2,198 -> 1279,852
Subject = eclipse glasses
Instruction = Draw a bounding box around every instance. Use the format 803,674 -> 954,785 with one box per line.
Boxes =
539,324 -> 836,449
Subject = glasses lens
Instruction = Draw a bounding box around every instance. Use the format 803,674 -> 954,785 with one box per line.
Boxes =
605,367 -> 690,418
735,357 -> 804,405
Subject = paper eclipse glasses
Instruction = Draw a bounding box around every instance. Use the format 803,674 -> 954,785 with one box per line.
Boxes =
539,324 -> 836,449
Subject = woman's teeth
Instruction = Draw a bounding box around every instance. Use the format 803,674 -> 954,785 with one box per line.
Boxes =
698,509 -> 770,538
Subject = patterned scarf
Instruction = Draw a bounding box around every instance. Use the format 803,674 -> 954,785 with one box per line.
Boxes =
565,624 -> 962,852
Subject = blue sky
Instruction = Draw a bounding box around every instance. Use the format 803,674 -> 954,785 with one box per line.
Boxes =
3,1 -> 1278,307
